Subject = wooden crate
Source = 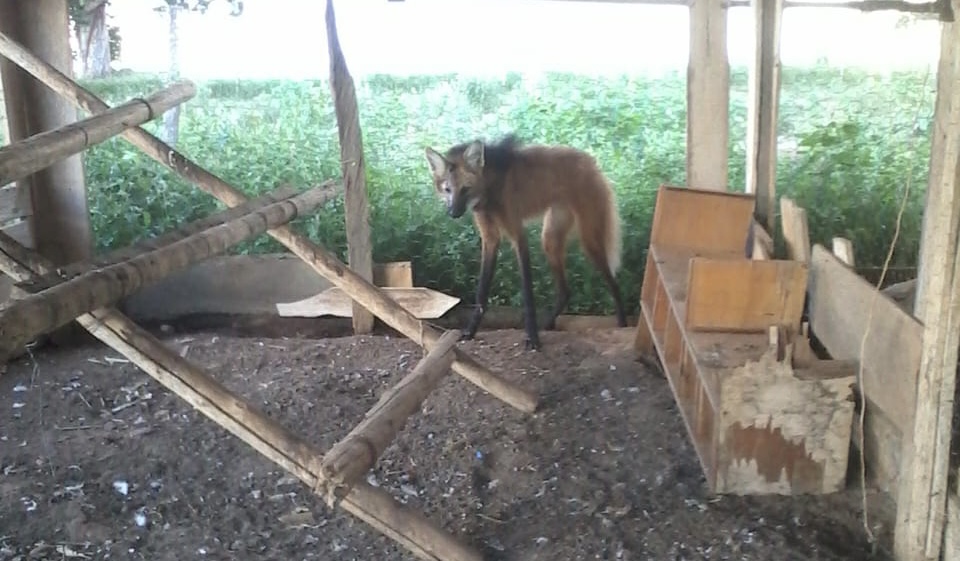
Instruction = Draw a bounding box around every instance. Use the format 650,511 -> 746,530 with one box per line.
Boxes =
635,185 -> 857,495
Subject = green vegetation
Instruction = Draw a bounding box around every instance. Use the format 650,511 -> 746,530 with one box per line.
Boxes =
78,66 -> 934,316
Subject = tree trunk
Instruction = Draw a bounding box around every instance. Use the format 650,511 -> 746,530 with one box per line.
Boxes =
160,4 -> 181,147
77,4 -> 110,79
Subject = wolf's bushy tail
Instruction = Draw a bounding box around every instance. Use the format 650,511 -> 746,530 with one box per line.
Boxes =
602,179 -> 623,275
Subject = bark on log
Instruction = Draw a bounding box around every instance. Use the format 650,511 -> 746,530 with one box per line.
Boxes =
319,329 -> 460,506
17,184 -> 302,293
0,234 -> 485,561
0,184 -> 339,357
0,29 -> 540,414
0,80 -> 196,187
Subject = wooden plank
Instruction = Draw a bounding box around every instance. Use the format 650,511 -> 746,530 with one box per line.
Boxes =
638,243 -> 855,496
944,493 -> 960,559
780,197 -> 811,262
716,344 -> 856,495
895,1 -> 960,555
277,287 -> 460,320
686,0 -> 730,191
684,257 -> 807,334
831,237 -> 855,266
325,0 -> 374,335
852,401 -> 905,494
750,219 -> 774,260
378,261 -> 413,288
650,185 -> 756,254
807,244 -> 921,434
1,219 -> 31,249
744,0 -> 784,233
0,184 -> 30,223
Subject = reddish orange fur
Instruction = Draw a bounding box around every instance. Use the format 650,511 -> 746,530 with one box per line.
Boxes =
425,135 -> 627,350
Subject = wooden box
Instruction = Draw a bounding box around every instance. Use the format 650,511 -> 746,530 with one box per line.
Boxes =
634,185 -> 857,495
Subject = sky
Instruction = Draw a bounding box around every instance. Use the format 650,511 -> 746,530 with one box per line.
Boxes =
97,0 -> 941,79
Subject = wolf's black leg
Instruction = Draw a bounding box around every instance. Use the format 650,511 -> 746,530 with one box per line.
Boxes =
463,232 -> 500,341
513,232 -> 540,351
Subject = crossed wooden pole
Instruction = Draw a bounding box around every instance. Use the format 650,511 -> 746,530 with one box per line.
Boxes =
0,26 -> 538,561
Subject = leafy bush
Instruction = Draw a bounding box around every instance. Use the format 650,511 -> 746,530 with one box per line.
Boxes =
76,64 -> 935,316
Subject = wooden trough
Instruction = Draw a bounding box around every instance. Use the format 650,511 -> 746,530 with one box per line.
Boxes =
0,16 -> 540,561
635,185 -> 858,495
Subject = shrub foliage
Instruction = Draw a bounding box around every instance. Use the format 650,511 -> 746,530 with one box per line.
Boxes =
78,66 -> 934,315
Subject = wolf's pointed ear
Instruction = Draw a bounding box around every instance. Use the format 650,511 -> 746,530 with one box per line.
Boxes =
425,147 -> 447,178
463,140 -> 484,171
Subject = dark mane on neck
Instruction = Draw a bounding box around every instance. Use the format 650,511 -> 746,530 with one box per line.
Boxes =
447,133 -> 522,174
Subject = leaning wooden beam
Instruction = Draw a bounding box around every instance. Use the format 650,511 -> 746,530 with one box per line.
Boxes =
0,30 -> 539,414
0,235 -> 484,561
319,329 -> 460,506
325,0 -> 375,335
0,184 -> 340,358
17,184 -> 302,293
0,80 -> 196,187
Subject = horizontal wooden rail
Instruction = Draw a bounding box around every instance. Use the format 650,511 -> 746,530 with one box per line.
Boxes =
17,184 -> 304,293
0,183 -> 340,358
0,80 -> 196,187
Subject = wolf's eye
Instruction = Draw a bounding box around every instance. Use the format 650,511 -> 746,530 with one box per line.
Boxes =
443,184 -> 452,194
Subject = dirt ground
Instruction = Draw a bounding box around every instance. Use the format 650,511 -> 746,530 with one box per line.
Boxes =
0,326 -> 896,561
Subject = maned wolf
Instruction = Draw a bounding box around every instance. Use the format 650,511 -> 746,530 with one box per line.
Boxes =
424,134 -> 628,351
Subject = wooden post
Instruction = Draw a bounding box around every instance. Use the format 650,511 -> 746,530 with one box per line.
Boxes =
0,80 -> 196,187
0,236 -> 485,561
0,0 -> 91,265
325,0 -> 374,335
745,0 -> 783,232
687,0 -> 729,191
0,29 -> 539,414
895,1 -> 960,557
319,329 -> 460,505
0,184 -> 340,358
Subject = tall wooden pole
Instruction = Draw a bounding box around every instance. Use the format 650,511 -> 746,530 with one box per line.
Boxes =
894,0 -> 960,557
0,0 -> 92,265
687,0 -> 730,191
325,0 -> 374,335
745,0 -> 784,234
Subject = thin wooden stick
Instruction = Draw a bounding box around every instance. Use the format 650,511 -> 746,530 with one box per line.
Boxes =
0,29 -> 539,414
319,329 -> 460,506
0,235 -> 484,561
0,184 -> 339,358
17,184 -> 303,293
0,80 -> 196,187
